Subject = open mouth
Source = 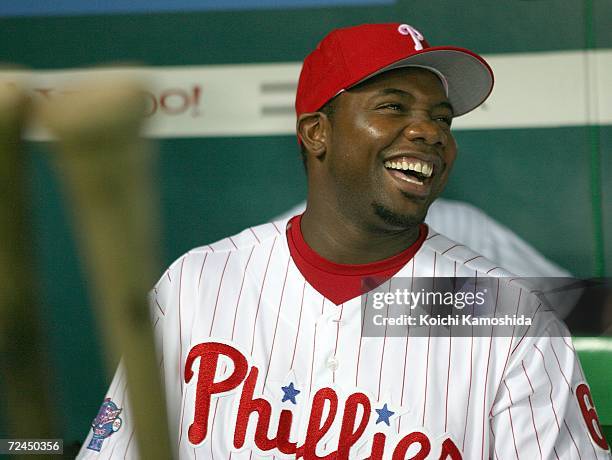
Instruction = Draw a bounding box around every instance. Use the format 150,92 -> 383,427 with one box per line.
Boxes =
383,158 -> 434,186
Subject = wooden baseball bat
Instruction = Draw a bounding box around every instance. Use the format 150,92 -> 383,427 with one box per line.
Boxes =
38,76 -> 172,459
0,79 -> 56,449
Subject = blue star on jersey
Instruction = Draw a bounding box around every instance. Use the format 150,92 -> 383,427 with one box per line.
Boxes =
281,382 -> 300,404
375,403 -> 394,426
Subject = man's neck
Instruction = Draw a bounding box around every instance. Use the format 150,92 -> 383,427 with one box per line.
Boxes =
299,206 -> 421,265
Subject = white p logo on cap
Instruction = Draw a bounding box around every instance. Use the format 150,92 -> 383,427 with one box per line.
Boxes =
398,24 -> 424,51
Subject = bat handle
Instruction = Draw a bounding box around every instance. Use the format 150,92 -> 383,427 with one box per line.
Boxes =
0,81 -> 56,445
40,77 -> 173,460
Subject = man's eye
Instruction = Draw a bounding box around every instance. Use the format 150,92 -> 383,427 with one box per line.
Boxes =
378,103 -> 403,111
435,116 -> 452,126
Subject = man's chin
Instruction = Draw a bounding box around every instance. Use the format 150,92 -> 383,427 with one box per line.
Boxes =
372,201 -> 427,229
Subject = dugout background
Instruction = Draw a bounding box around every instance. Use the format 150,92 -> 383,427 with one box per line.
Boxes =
0,0 -> 611,448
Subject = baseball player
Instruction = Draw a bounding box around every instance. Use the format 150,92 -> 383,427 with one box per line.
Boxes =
78,23 -> 610,459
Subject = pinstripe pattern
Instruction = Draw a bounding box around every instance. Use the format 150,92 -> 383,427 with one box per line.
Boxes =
77,221 -> 610,459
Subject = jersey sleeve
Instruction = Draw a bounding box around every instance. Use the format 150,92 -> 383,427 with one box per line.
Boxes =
76,262 -> 176,459
490,318 -> 611,459
75,361 -> 139,459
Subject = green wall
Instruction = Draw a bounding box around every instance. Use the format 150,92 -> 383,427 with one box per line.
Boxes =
1,0 -> 610,447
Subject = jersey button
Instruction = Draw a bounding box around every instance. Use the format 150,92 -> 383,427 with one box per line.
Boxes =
326,356 -> 339,371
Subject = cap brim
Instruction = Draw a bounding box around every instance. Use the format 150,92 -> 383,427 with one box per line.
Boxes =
356,46 -> 494,117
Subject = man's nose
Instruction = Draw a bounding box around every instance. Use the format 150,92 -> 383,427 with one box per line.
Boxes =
402,118 -> 447,147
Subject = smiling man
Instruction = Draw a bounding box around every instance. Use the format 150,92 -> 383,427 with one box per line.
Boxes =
299,66 -> 455,264
78,23 -> 610,459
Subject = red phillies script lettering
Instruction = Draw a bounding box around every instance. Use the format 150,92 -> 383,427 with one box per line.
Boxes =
438,438 -> 462,459
184,342 -> 248,444
234,366 -> 296,454
184,342 -> 464,458
299,387 -> 338,458
337,392 -> 371,458
576,383 -> 609,450
393,431 -> 430,460
365,434 -> 460,460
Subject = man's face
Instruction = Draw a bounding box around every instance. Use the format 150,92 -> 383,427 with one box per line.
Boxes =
320,67 -> 457,229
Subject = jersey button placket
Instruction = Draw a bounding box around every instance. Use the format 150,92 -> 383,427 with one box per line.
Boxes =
325,306 -> 342,376
312,308 -> 341,388
326,355 -> 339,371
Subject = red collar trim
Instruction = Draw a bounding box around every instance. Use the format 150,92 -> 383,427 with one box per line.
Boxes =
287,215 -> 428,276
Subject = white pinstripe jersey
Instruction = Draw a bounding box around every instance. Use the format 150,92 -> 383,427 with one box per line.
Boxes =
78,221 -> 611,459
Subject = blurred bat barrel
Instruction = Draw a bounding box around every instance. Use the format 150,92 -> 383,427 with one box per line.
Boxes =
0,80 -> 55,447
40,77 -> 172,459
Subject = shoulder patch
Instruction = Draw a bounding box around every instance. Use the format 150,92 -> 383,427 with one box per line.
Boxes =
87,398 -> 123,452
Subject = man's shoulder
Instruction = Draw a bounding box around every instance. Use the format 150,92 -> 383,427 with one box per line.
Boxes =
191,219 -> 287,255
154,220 -> 288,289
421,227 -> 516,278
419,228 -> 560,328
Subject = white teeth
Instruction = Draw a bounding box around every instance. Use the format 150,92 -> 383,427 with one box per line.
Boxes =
384,159 -> 434,178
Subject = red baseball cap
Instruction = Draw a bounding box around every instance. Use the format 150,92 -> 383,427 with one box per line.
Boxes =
295,23 -> 494,118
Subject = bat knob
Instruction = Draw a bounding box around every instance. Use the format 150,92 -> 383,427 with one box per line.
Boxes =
38,77 -> 148,147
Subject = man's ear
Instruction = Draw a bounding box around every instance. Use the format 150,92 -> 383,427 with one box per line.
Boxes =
296,112 -> 330,159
